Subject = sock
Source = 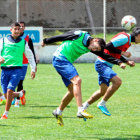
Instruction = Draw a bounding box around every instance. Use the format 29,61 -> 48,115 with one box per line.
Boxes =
0,95 -> 5,100
83,102 -> 89,109
15,99 -> 20,104
78,106 -> 84,113
3,111 -> 8,117
19,91 -> 23,97
56,108 -> 62,115
99,99 -> 106,106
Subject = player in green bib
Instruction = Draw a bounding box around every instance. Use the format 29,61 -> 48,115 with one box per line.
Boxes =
42,30 -> 125,126
0,22 -> 36,119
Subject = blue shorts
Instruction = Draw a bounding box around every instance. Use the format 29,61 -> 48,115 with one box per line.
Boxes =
52,56 -> 78,87
1,68 -> 22,94
20,65 -> 28,80
95,60 -> 117,86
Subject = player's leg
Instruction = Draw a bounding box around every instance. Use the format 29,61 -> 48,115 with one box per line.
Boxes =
97,75 -> 121,116
15,65 -> 27,106
103,75 -> 122,101
83,60 -> 108,110
1,68 -> 24,119
53,83 -> 73,126
14,80 -> 24,107
83,83 -> 108,110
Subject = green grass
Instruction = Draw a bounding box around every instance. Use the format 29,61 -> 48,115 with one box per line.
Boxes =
0,64 -> 140,140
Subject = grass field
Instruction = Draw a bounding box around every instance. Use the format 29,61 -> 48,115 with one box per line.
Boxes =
0,63 -> 140,140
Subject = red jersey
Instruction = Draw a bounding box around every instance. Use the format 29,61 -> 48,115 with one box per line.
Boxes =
23,35 -> 29,64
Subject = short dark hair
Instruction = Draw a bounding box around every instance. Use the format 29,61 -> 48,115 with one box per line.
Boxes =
11,22 -> 20,28
19,21 -> 26,26
97,38 -> 106,51
132,28 -> 140,36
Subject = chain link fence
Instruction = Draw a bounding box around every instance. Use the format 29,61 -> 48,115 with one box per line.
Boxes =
0,0 -> 140,63
0,0 -> 139,33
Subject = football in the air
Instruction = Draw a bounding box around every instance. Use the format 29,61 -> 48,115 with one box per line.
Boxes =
121,15 -> 137,30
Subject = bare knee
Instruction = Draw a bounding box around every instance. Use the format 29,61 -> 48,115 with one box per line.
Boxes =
71,76 -> 82,86
112,77 -> 122,88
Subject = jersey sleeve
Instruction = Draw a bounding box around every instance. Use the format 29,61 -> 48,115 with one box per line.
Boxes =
105,42 -> 122,54
111,34 -> 129,47
24,42 -> 36,72
91,51 -> 122,65
43,30 -> 83,44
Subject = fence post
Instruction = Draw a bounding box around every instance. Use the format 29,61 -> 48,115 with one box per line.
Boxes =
16,0 -> 19,22
103,0 -> 106,41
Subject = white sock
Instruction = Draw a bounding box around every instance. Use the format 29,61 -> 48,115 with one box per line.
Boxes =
56,108 -> 62,115
3,111 -> 8,117
0,95 -> 5,100
83,102 -> 89,109
99,99 -> 106,106
78,106 -> 84,113
15,99 -> 20,103
19,91 -> 23,97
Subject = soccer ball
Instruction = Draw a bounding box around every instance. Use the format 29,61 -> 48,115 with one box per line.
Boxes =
121,15 -> 137,30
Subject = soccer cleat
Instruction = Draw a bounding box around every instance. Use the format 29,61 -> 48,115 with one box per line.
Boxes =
11,98 -> 16,105
1,115 -> 8,120
77,110 -> 93,119
0,99 -> 6,105
97,104 -> 111,116
20,90 -> 26,105
52,110 -> 64,126
14,101 -> 19,107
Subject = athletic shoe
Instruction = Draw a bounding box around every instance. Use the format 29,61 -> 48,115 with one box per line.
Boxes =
97,104 -> 111,116
1,115 -> 8,120
11,98 -> 16,105
20,90 -> 26,105
52,109 -> 64,126
0,99 -> 6,105
14,101 -> 19,107
77,110 -> 93,119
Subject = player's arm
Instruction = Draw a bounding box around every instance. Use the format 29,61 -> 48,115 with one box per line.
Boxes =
91,51 -> 123,65
42,30 -> 82,47
106,42 -> 131,57
28,38 -> 37,64
92,51 -> 126,69
120,56 -> 135,67
24,42 -> 36,79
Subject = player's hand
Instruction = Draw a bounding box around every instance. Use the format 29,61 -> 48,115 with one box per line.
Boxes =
0,56 -> 5,63
41,41 -> 45,47
119,63 -> 126,69
121,51 -> 131,58
31,71 -> 35,79
127,61 -> 135,67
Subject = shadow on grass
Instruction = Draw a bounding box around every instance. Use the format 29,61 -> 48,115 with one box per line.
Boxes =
100,135 -> 140,140
26,104 -> 70,108
21,115 -> 76,119
71,134 -> 140,140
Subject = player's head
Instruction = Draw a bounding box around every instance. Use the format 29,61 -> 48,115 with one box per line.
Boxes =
10,22 -> 21,38
132,28 -> 140,43
19,21 -> 26,34
88,38 -> 106,51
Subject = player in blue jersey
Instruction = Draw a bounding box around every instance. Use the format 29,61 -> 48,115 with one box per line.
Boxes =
83,28 -> 140,116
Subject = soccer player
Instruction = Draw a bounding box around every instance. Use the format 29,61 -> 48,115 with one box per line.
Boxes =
83,28 -> 140,116
12,21 -> 37,107
0,22 -> 36,119
42,30 -> 126,126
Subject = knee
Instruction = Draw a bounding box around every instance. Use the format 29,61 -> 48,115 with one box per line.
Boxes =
114,78 -> 122,87
73,76 -> 82,86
